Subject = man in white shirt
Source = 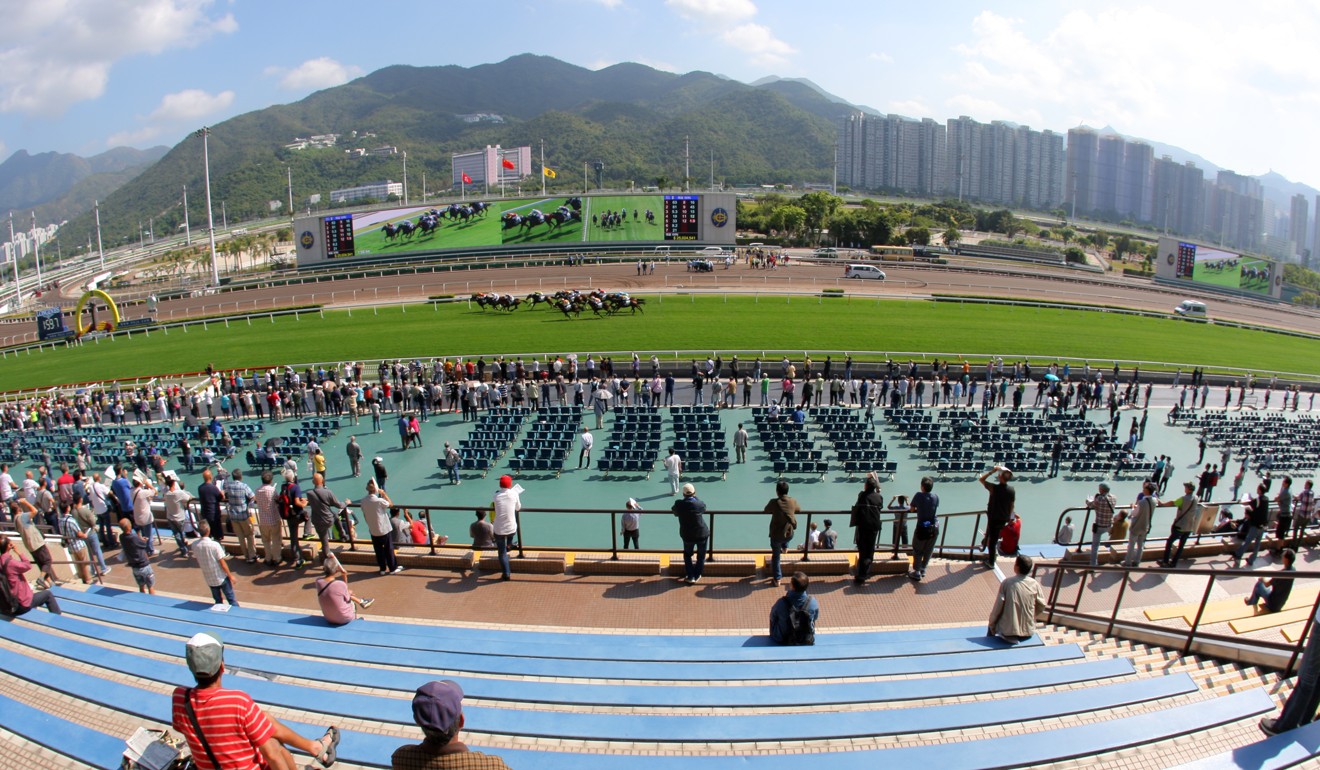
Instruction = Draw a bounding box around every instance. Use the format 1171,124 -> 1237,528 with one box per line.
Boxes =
663,448 -> 682,496
492,475 -> 521,581
0,463 -> 16,519
578,428 -> 594,469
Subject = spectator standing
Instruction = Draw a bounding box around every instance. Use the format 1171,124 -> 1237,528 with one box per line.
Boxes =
1260,601 -> 1320,735
277,470 -> 309,569
578,427 -> 594,469
1125,482 -> 1158,567
221,469 -> 257,564
192,520 -> 238,606
492,475 -> 521,581
196,469 -> 223,543
909,476 -> 940,581
252,471 -> 282,566
769,572 -> 819,645
1234,484 -> 1272,568
979,465 -> 1016,567
118,517 -> 155,595
346,436 -> 363,477
672,483 -> 709,584
1158,482 -> 1202,568
443,444 -> 461,486
663,448 -> 682,495
621,498 -> 641,549
162,476 -> 195,558
306,472 -> 348,564
13,499 -> 59,588
361,480 -> 402,575
764,480 -> 799,586
850,473 -> 885,585
733,423 -> 748,464
1085,482 -> 1117,567
130,476 -> 158,556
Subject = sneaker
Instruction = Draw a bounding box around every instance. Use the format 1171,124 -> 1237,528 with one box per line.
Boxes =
379,569 -> 388,575
101,567 -> 112,576
360,598 -> 375,609
690,576 -> 701,584
392,565 -> 405,574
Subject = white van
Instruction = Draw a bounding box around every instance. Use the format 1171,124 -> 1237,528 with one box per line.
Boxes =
653,246 -> 671,257
1174,300 -> 1207,319
701,246 -> 729,258
814,247 -> 840,259
845,264 -> 886,280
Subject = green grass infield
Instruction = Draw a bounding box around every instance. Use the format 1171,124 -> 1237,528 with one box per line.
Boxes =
2,295 -> 1317,391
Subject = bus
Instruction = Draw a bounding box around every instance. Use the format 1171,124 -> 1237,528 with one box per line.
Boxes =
870,245 -> 915,261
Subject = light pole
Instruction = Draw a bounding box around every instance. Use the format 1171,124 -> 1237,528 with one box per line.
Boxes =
7,212 -> 19,307
286,166 -> 294,220
196,127 -> 220,287
402,150 -> 409,205
31,212 -> 42,289
94,199 -> 105,268
181,187 -> 191,246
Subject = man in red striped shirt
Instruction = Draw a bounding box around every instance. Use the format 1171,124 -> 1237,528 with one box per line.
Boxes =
171,632 -> 339,769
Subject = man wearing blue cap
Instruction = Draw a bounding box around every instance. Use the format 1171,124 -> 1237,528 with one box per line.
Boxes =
392,680 -> 512,769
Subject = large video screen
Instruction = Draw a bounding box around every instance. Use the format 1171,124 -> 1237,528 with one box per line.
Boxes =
329,194 -> 693,259
1175,241 -> 1274,296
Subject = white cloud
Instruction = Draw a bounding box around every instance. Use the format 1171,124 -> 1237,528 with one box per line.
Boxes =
105,126 -> 161,147
147,88 -> 233,122
267,57 -> 364,92
665,0 -> 757,23
868,52 -> 893,64
721,23 -> 796,67
593,0 -> 624,7
0,0 -> 236,117
944,4 -> 1320,180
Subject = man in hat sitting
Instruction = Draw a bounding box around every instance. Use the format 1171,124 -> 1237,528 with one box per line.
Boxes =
172,631 -> 340,769
392,680 -> 512,769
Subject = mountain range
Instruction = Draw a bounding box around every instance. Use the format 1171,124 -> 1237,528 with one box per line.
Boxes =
10,54 -> 1318,253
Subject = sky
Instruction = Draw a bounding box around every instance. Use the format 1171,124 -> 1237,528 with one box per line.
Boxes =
1,0 -> 1319,188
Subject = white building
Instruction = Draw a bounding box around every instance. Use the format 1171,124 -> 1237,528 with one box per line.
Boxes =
329,180 -> 403,205
451,145 -> 533,190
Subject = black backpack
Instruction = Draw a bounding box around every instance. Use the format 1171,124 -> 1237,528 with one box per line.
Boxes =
789,605 -> 815,646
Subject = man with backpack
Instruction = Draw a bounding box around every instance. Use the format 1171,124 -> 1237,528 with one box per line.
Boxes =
769,572 -> 819,645
278,469 -> 309,569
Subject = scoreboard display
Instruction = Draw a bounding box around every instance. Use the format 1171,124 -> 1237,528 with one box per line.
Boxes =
35,306 -> 69,341
1176,241 -> 1196,278
663,195 -> 699,240
323,213 -> 356,258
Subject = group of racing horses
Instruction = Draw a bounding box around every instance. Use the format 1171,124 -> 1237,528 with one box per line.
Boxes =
380,202 -> 492,241
471,289 -> 645,318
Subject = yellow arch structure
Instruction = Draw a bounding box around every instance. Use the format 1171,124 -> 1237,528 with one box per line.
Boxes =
74,289 -> 121,337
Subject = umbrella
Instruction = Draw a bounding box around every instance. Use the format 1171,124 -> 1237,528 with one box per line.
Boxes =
1044,373 -> 1060,382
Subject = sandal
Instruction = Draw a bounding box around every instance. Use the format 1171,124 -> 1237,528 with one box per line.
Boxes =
314,726 -> 340,767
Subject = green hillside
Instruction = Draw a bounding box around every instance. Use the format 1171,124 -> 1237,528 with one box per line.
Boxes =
50,55 -> 843,256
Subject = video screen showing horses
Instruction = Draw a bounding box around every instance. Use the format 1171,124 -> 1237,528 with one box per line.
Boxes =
581,195 -> 664,241
1187,243 -> 1244,290
1237,256 -> 1273,293
351,203 -> 501,255
499,196 -> 587,245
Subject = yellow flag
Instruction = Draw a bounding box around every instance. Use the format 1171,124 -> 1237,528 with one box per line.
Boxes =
542,166 -> 557,179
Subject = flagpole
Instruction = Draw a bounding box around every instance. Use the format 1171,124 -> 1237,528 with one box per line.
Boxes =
540,139 -> 546,196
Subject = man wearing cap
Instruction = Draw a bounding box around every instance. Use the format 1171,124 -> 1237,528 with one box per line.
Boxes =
978,465 -> 1016,568
1084,482 -> 1117,567
672,483 -> 709,584
621,498 -> 642,549
1157,482 -> 1202,568
392,680 -> 511,769
173,631 -> 340,770
492,476 -> 520,581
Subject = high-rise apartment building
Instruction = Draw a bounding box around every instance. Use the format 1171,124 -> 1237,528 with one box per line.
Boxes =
837,113 -> 944,196
1289,193 -> 1308,260
1150,157 -> 1204,236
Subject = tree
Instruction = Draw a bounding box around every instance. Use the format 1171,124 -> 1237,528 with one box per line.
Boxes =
797,191 -> 842,233
905,226 -> 931,246
1064,247 -> 1086,264
941,227 -> 961,247
771,205 -> 807,239
1057,227 -> 1075,245
655,176 -> 670,191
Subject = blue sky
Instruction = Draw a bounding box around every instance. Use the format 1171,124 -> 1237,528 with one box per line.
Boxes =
2,0 -> 1319,187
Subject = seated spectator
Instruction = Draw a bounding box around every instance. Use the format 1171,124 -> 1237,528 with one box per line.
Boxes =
987,554 -> 1047,643
405,510 -> 449,547
769,572 -> 819,646
315,562 -> 374,625
796,521 -> 820,552
1246,549 -> 1296,613
819,519 -> 838,549
172,632 -> 339,769
392,680 -> 512,770
1109,510 -> 1129,540
1055,516 -> 1075,545
469,510 -> 495,549
0,534 -> 61,615
997,512 -> 1022,556
1212,511 -> 1238,534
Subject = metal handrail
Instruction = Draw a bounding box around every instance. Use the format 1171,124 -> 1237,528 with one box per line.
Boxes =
1039,560 -> 1320,676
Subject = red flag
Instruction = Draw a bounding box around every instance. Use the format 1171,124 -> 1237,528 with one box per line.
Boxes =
502,158 -> 515,170
461,172 -> 472,184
